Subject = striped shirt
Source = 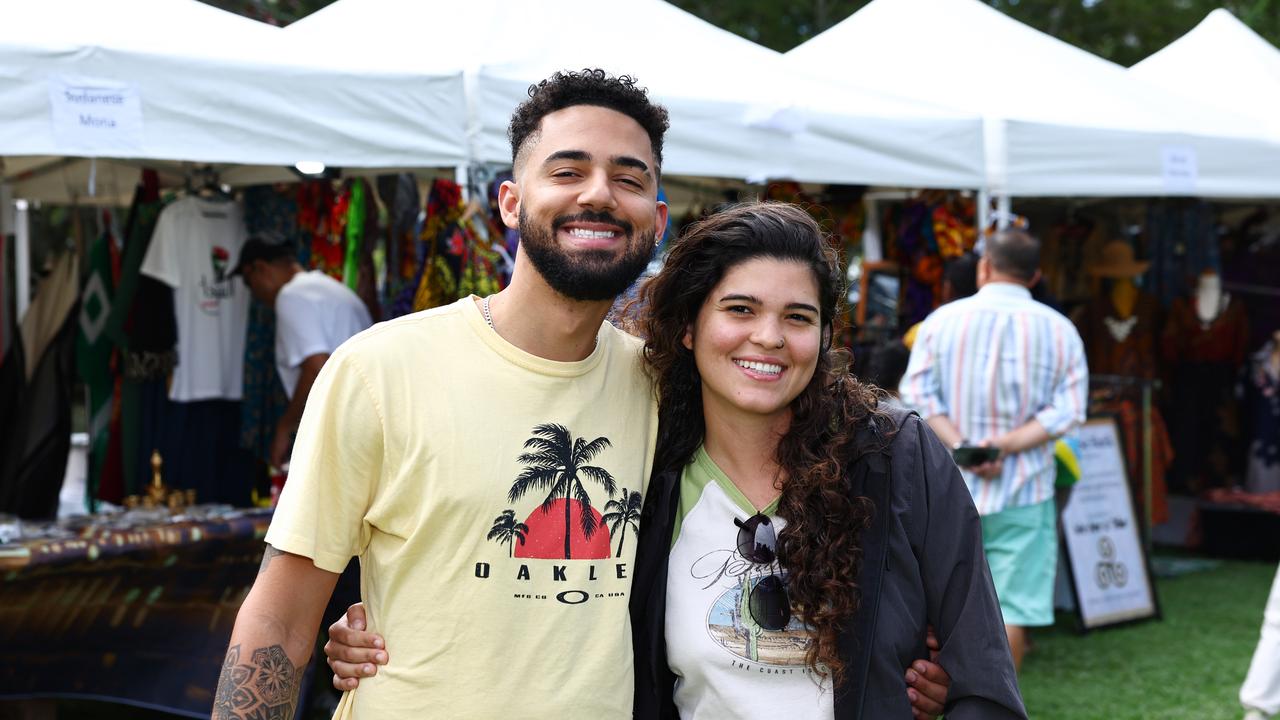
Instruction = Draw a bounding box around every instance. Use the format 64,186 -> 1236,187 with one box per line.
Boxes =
900,282 -> 1089,515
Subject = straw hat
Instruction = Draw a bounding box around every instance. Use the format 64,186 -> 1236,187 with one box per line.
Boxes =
1088,240 -> 1150,278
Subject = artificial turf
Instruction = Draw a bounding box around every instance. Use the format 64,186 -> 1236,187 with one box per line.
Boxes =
1018,558 -> 1276,720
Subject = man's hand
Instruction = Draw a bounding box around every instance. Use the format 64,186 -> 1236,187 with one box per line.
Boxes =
325,602 -> 388,691
970,439 -> 1004,480
906,625 -> 951,719
270,421 -> 292,470
906,658 -> 951,719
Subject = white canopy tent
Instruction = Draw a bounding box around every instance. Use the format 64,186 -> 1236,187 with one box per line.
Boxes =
1130,9 -> 1280,139
287,0 -> 987,189
785,0 -> 1280,198
0,0 -> 470,203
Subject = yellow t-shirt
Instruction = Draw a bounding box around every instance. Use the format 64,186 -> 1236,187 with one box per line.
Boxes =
266,297 -> 659,718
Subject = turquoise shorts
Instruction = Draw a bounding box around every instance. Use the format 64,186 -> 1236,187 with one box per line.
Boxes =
980,499 -> 1057,627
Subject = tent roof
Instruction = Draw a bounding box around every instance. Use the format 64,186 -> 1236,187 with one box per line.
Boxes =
287,0 -> 987,188
0,0 -> 469,201
1131,9 -> 1280,135
786,0 -> 1280,197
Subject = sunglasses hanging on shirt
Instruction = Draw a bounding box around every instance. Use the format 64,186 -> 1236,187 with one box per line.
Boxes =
734,513 -> 791,631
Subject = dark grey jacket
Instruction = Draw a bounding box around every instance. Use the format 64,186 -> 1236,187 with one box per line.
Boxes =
630,407 -> 1028,719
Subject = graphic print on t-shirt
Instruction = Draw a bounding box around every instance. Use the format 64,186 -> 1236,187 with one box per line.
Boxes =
199,245 -> 235,316
487,423 -> 641,561
695,553 -> 810,666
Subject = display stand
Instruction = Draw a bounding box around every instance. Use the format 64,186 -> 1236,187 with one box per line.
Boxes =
1060,417 -> 1161,631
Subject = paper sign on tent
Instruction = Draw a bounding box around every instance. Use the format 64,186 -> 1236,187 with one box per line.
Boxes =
48,76 -> 143,152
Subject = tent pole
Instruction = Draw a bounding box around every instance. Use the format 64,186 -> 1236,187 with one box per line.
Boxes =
455,165 -> 470,202
996,194 -> 1011,229
15,198 -> 30,323
977,188 -> 990,237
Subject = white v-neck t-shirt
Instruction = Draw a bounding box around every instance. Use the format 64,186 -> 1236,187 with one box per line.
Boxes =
665,447 -> 834,719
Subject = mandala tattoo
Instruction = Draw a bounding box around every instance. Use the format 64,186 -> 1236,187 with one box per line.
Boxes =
213,643 -> 303,720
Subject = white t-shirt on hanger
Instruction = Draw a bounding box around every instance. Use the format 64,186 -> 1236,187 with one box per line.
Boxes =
140,196 -> 249,402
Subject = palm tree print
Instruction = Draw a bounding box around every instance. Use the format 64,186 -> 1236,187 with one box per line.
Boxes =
486,509 -> 529,558
509,423 -> 617,559
602,488 -> 642,558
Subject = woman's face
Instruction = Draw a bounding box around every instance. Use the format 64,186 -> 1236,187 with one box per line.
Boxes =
683,256 -> 823,428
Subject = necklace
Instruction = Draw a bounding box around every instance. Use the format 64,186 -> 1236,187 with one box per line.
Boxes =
481,295 -> 598,349
482,295 -> 495,330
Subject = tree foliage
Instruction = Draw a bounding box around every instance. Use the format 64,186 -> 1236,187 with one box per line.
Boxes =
207,0 -> 1280,68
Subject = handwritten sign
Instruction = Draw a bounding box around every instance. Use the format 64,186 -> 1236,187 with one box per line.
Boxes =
1160,145 -> 1198,194
48,76 -> 143,152
1061,418 -> 1159,630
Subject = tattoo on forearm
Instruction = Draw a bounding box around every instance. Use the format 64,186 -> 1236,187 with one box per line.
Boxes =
258,545 -> 283,575
213,643 -> 305,720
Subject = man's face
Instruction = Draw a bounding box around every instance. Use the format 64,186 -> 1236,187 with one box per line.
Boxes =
240,261 -> 272,304
499,105 -> 669,301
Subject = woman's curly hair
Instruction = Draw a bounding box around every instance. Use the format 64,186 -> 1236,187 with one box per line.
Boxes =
633,201 -> 890,685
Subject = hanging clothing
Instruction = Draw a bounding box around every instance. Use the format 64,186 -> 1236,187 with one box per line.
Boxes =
76,227 -> 122,505
1162,294 -> 1250,491
139,197 -> 250,401
106,188 -> 168,498
240,186 -> 301,466
1076,290 -> 1162,380
1089,395 -> 1172,525
0,252 -> 80,519
1245,342 -> 1280,494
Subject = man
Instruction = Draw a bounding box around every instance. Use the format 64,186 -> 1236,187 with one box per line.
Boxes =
230,237 -> 373,469
900,229 -> 1088,671
215,69 -> 949,720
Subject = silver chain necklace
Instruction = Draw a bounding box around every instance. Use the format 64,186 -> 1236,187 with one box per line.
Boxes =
482,295 -> 598,349
482,295 -> 496,330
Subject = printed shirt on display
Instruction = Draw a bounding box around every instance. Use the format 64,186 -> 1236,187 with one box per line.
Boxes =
139,196 -> 249,401
665,447 -> 834,720
266,297 -> 658,719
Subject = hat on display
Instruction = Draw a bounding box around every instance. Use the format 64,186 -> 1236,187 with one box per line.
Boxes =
229,232 -> 295,277
1087,240 -> 1150,278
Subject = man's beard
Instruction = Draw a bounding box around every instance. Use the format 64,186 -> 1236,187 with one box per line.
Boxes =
518,208 -> 655,301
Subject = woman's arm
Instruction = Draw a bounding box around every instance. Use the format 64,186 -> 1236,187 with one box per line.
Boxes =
907,417 -> 1029,720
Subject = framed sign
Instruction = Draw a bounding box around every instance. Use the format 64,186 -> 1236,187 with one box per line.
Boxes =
1061,417 -> 1161,631
855,261 -> 901,334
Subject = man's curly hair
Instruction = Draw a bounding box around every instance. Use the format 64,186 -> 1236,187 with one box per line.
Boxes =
508,69 -> 670,177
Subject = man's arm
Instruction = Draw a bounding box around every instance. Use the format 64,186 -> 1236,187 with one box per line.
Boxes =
213,545 -> 340,720
272,354 -> 329,468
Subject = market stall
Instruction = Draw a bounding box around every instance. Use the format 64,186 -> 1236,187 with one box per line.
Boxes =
784,0 -> 1280,198
286,0 -> 988,189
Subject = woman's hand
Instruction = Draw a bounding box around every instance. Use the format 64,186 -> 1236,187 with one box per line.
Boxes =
323,603 -> 388,691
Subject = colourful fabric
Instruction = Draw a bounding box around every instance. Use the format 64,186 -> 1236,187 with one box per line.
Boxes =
979,499 -> 1057,627
266,297 -> 658,719
1054,437 -> 1082,489
77,229 -> 120,505
900,282 -> 1089,515
240,186 -> 300,464
343,179 -> 365,290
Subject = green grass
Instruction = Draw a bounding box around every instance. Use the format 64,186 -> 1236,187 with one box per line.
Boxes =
1019,559 -> 1275,720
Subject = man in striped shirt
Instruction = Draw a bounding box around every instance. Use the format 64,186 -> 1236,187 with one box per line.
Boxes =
900,228 -> 1088,672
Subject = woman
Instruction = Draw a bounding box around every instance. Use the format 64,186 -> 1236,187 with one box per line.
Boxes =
325,203 -> 1024,719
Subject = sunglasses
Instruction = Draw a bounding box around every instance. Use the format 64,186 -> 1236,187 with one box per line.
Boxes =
734,513 -> 791,631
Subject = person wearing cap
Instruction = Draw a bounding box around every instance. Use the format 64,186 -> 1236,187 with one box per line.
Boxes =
230,236 -> 372,469
900,228 -> 1089,673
